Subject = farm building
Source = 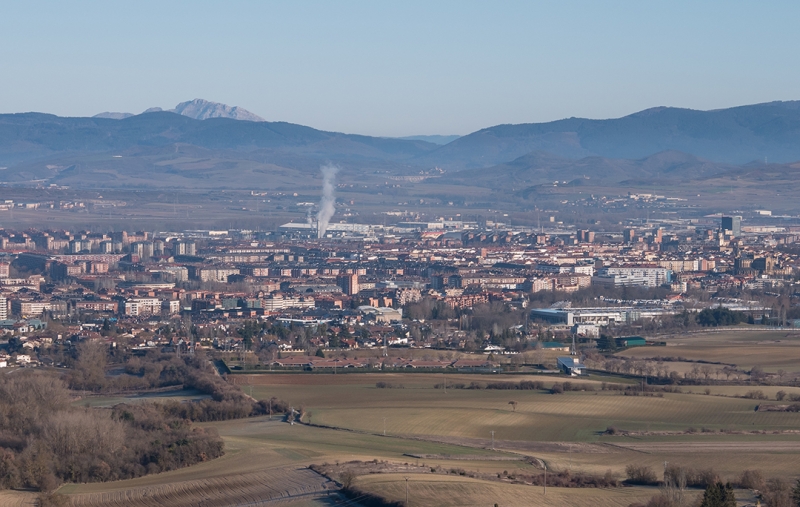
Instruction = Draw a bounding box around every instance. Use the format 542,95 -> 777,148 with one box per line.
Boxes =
615,336 -> 646,348
557,356 -> 586,376
452,358 -> 497,371
541,342 -> 571,351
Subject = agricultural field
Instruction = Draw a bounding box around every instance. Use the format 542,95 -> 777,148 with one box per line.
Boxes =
246,373 -> 800,440
242,373 -> 800,481
617,330 -> 800,373
353,473 -> 699,507
54,416 -> 525,506
45,365 -> 800,506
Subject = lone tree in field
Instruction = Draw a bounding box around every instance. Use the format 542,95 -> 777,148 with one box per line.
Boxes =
509,401 -> 518,412
339,470 -> 356,489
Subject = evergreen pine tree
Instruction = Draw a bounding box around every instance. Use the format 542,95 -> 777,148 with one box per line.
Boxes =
700,482 -> 736,507
792,478 -> 800,507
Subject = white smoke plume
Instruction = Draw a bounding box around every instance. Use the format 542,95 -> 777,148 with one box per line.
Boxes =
316,164 -> 339,238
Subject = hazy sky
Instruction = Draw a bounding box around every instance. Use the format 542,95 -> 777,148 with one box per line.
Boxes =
1,1 -> 798,136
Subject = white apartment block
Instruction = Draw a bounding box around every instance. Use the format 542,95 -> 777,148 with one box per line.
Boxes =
124,298 -> 162,316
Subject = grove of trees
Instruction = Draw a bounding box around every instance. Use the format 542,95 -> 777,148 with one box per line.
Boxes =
0,372 -> 224,492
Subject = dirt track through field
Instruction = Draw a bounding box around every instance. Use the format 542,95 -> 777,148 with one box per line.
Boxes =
415,435 -> 615,454
611,441 -> 800,453
67,467 -> 334,507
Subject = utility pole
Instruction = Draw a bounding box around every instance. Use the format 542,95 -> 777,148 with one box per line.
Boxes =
544,463 -> 547,496
443,373 -> 446,394
383,417 -> 387,436
490,430 -> 495,450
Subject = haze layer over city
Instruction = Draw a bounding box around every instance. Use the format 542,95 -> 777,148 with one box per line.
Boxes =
1,2 -> 800,507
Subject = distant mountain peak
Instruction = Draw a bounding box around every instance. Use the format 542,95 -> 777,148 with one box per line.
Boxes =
93,100 -> 265,122
172,99 -> 265,122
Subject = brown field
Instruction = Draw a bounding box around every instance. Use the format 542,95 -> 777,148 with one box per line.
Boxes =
64,467 -> 333,507
353,473 -> 700,507
238,373 -> 800,483
617,330 -> 800,373
55,417 -> 514,506
44,362 -> 800,506
0,490 -> 36,506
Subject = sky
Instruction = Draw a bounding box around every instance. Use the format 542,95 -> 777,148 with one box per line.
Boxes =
1,1 -> 799,137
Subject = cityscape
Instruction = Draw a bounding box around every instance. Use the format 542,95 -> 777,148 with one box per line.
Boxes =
2,2 -> 800,507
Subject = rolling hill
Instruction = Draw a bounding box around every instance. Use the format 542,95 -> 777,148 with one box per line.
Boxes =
421,101 -> 800,169
0,111 -> 438,173
3,100 -> 800,190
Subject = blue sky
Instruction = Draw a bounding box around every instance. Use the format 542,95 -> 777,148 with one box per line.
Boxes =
1,1 -> 798,136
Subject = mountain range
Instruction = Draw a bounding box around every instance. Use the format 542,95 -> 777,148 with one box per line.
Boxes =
2,99 -> 800,190
423,101 -> 800,169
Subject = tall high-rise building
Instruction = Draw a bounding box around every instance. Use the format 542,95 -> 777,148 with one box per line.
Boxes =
577,230 -> 595,243
336,273 -> 359,296
623,229 -> 636,243
653,228 -> 663,244
175,241 -> 196,256
130,241 -> 154,259
721,216 -> 742,237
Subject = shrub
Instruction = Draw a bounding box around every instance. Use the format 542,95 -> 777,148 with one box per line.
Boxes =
762,478 -> 792,507
737,469 -> 765,490
625,464 -> 658,485
376,382 -> 404,389
550,383 -> 564,394
645,494 -> 676,507
692,468 -> 720,489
